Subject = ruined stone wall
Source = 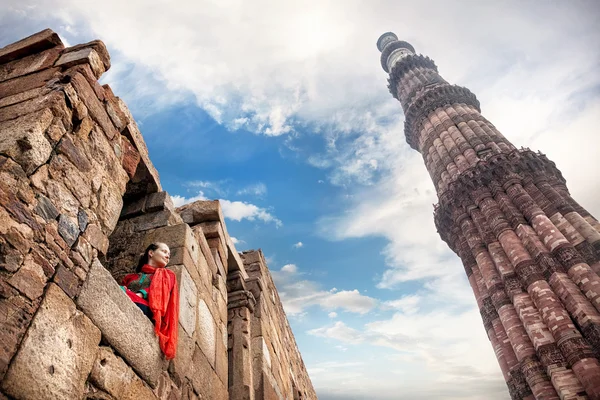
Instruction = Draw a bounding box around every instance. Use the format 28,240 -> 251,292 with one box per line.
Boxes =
0,29 -> 316,400
242,250 -> 317,400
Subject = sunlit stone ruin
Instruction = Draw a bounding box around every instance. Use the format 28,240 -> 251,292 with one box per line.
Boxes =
377,32 -> 600,399
0,29 -> 317,400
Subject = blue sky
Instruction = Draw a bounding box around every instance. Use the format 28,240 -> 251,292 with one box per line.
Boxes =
2,1 -> 600,399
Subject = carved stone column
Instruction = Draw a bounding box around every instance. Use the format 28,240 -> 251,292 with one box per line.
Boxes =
227,271 -> 256,400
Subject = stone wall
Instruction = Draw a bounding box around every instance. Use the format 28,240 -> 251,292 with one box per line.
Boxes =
0,29 -> 316,400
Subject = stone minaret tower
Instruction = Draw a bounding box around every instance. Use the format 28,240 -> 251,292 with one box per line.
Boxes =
377,32 -> 600,400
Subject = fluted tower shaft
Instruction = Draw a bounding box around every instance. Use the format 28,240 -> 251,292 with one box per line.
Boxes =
377,32 -> 600,400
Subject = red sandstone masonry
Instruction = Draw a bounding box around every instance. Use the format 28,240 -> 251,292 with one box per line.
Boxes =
378,32 -> 600,399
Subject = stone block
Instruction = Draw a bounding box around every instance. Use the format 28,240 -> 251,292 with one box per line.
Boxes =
104,93 -> 128,132
153,370 -> 179,400
0,66 -> 60,99
169,323 -> 195,384
55,48 -> 105,78
58,214 -> 79,247
53,263 -> 81,298
0,108 -> 54,174
69,72 -> 118,140
146,191 -> 174,213
120,135 -> 140,178
190,344 -> 226,400
192,225 -> 218,278
2,284 -> 100,400
144,223 -> 198,264
170,265 -> 197,337
83,223 -> 109,255
0,292 -> 38,378
177,200 -> 222,226
215,324 -> 228,385
0,86 -> 50,108
78,209 -> 89,232
0,47 -> 63,83
117,100 -> 161,191
0,28 -> 63,64
196,298 -> 216,367
0,88 -> 67,124
90,347 -> 158,400
7,254 -> 47,301
132,209 -> 182,232
57,134 -> 93,172
34,194 -> 59,221
62,40 -> 110,71
77,259 -> 166,387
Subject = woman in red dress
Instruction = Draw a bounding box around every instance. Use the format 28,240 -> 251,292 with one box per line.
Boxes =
121,242 -> 179,359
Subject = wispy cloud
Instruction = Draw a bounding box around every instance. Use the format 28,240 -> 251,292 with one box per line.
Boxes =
293,241 -> 304,249
273,264 -> 377,315
236,182 -> 267,197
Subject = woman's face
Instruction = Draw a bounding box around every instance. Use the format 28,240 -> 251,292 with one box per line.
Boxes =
148,243 -> 170,268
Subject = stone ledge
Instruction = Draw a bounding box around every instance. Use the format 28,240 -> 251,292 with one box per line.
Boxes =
0,29 -> 63,65
2,283 -> 100,400
77,259 -> 166,387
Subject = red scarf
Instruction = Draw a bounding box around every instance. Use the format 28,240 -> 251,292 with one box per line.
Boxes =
141,264 -> 179,359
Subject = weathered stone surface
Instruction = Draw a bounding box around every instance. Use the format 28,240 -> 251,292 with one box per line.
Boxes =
177,200 -> 223,226
190,344 -> 227,400
172,265 -> 197,337
0,108 -> 54,174
146,191 -> 175,213
0,290 -> 38,379
103,87 -> 128,131
77,259 -> 165,386
0,46 -> 63,83
54,264 -> 82,298
58,214 -> 79,247
197,298 -> 216,367
0,28 -> 63,64
0,88 -> 68,124
62,40 -> 110,71
120,135 -> 140,178
78,209 -> 89,232
57,134 -> 93,172
0,86 -> 50,108
2,284 -> 100,400
68,72 -> 118,139
0,66 -> 60,98
55,48 -> 105,78
133,209 -> 183,232
89,347 -> 158,400
7,254 -> 47,301
34,194 -> 59,221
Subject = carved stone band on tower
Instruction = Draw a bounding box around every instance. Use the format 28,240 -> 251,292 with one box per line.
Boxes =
377,32 -> 600,400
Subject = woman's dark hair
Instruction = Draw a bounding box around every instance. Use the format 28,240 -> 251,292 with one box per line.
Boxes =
136,243 -> 160,273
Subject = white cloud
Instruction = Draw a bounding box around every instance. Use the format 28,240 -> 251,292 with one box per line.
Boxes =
171,191 -> 208,207
382,295 -> 420,315
220,199 -> 282,227
230,236 -> 244,245
293,241 -> 304,249
328,312 -> 337,318
281,264 -> 297,273
272,265 -> 377,316
236,182 -> 267,197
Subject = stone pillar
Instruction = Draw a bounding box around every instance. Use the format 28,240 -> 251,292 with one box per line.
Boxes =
227,271 -> 256,400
